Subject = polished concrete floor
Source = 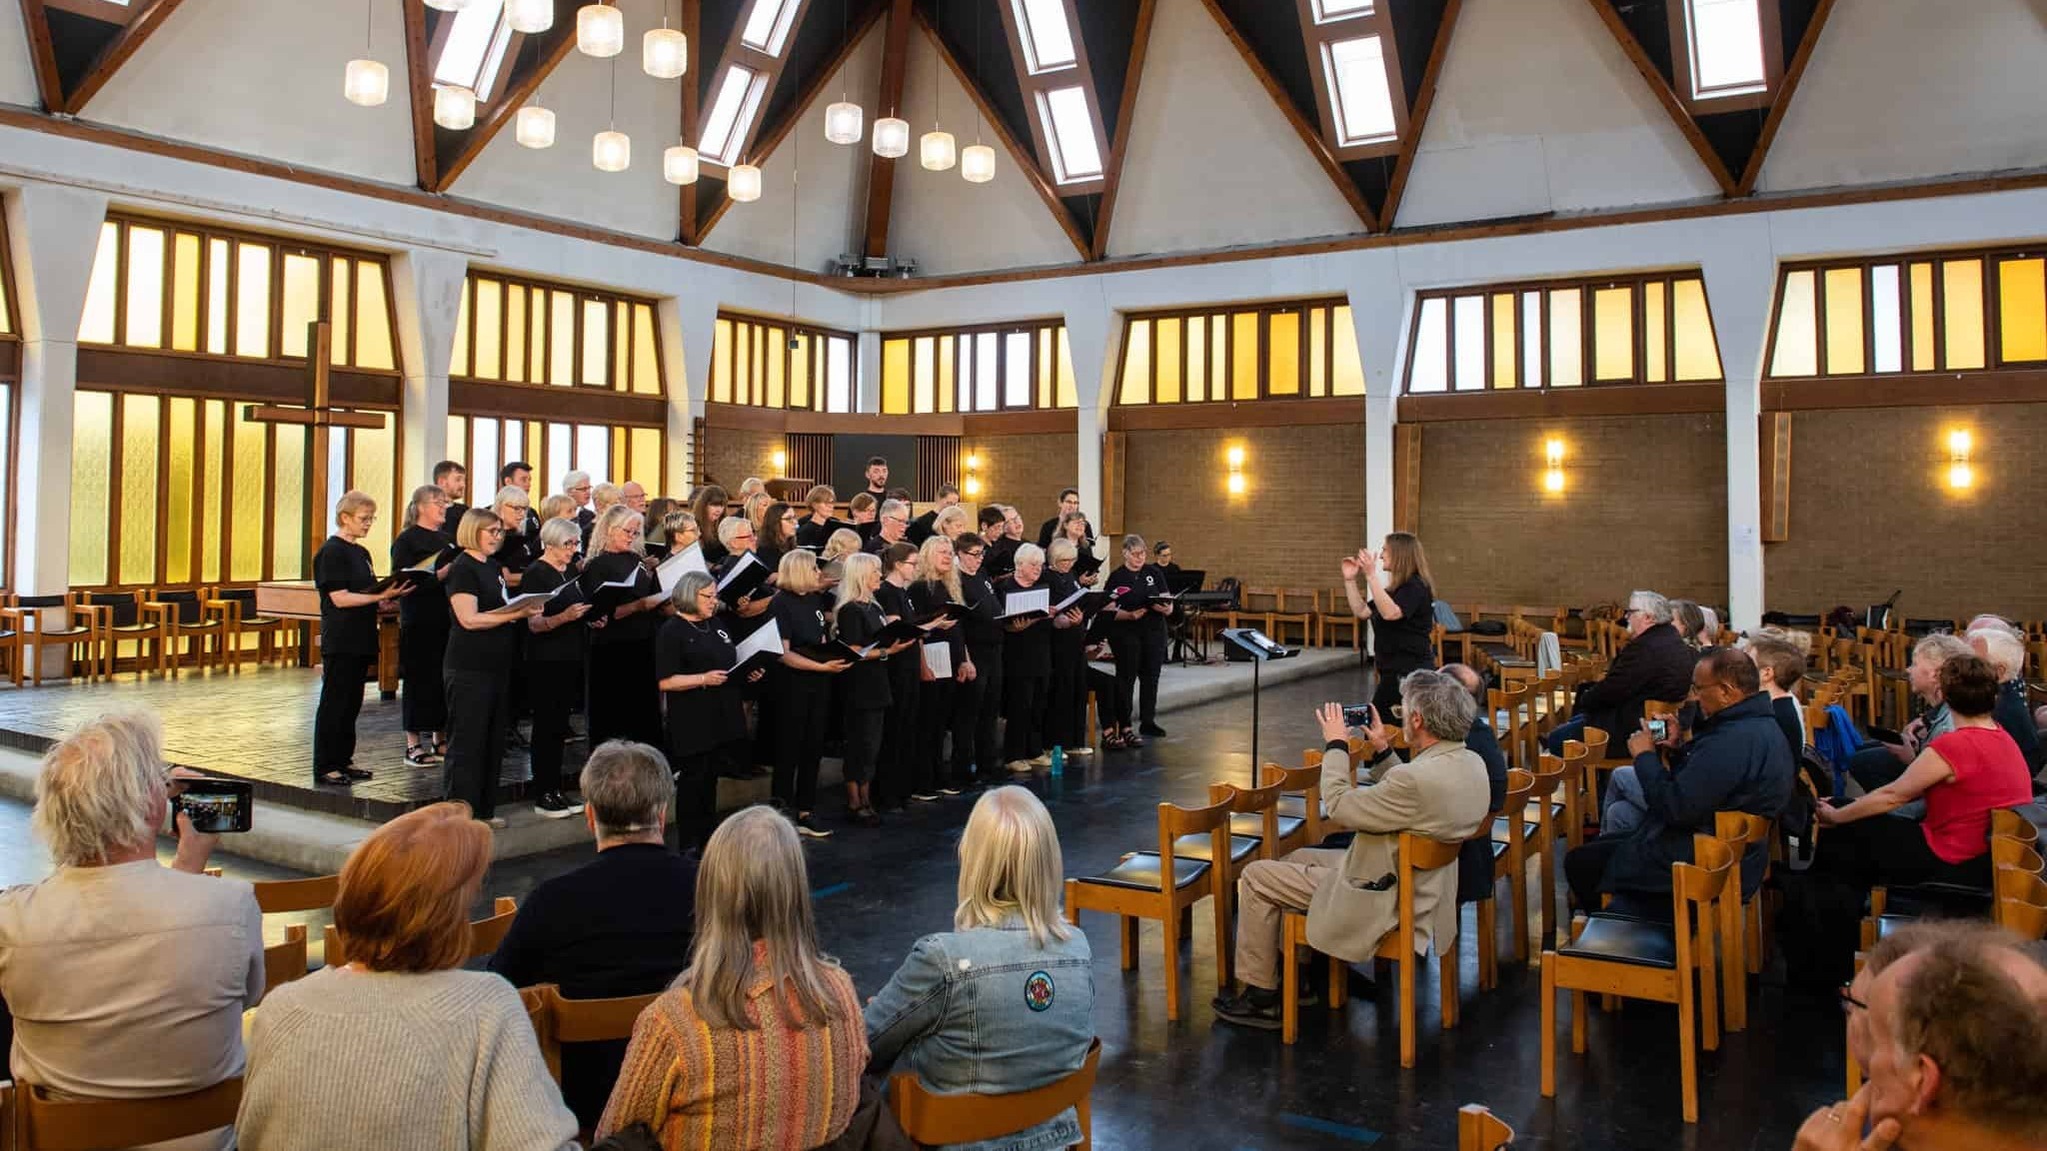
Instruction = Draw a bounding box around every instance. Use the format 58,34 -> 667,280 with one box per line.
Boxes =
0,665 -> 1847,1149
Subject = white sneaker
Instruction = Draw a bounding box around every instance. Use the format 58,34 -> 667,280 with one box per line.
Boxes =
1068,746 -> 1094,757
1028,753 -> 1053,767
1008,759 -> 1038,774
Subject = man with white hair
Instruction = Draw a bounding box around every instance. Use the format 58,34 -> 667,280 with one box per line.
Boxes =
1968,626 -> 2042,775
564,469 -> 596,550
1546,590 -> 1696,755
621,481 -> 649,516
0,710 -> 261,1151
863,498 -> 911,554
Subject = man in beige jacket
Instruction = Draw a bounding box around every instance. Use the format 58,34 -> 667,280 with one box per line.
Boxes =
1213,669 -> 1493,1030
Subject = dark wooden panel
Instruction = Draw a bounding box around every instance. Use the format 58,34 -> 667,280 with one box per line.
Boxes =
1107,397 -> 1365,431
1760,411 -> 1791,542
1393,422 -> 1421,534
787,432 -> 832,491
915,434 -> 961,499
1761,371 -> 2047,411
447,379 -> 667,426
0,341 -> 18,378
1397,383 -> 1724,422
961,409 -> 1079,435
75,348 -> 402,407
1100,429 -> 1125,536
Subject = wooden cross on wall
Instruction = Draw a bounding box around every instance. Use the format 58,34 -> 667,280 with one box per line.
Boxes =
243,321 -> 387,560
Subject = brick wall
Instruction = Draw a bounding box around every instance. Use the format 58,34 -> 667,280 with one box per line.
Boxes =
965,432 -> 1080,530
1122,423 -> 1368,594
698,427 -> 782,495
1765,403 -> 2047,620
1417,414 -> 1729,609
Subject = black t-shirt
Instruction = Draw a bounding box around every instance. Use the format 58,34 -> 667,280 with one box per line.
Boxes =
835,600 -> 892,710
1046,569 -> 1087,657
863,531 -> 909,556
794,516 -> 847,551
445,553 -> 517,671
960,570 -> 1005,652
521,560 -> 587,664
1372,578 -> 1437,672
1103,563 -> 1170,642
877,581 -> 922,692
313,535 -> 379,657
442,503 -> 470,541
654,616 -> 748,754
580,550 -> 659,646
496,530 -> 537,576
996,575 -> 1052,675
984,536 -> 1020,580
907,510 -> 939,545
390,526 -> 451,632
699,531 -> 729,568
910,579 -> 966,668
772,590 -> 833,651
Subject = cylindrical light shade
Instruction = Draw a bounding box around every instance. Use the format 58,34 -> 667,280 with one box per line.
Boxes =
424,0 -> 472,10
642,27 -> 687,78
514,104 -> 556,148
577,3 -> 624,57
960,143 -> 996,183
824,101 -> 863,145
593,129 -> 630,171
662,144 -> 700,185
872,116 -> 910,158
343,58 -> 389,107
920,129 -> 957,171
433,85 -> 477,130
506,0 -> 553,33
728,163 -> 763,202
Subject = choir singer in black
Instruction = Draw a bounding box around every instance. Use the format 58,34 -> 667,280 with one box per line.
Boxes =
313,491 -> 411,787
443,507 -> 545,822
1101,534 -> 1172,746
655,570 -> 762,850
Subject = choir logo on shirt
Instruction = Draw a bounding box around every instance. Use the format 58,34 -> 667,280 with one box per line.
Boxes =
716,628 -> 732,644
1023,970 -> 1055,1012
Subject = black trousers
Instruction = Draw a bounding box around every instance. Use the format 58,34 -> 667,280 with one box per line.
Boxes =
397,623 -> 447,732
526,659 -> 580,795
314,653 -> 373,776
1813,812 -> 1989,891
917,678 -> 955,793
1372,660 -> 1430,716
775,671 -> 833,813
1109,630 -> 1165,728
1004,667 -> 1049,762
1088,665 -> 1119,727
443,667 -> 508,819
959,645 -> 1004,781
1564,835 -> 1624,913
877,660 -> 921,802
1848,744 -> 1909,794
1044,641 -> 1087,749
669,745 -> 727,852
843,706 -> 885,788
587,638 -> 662,749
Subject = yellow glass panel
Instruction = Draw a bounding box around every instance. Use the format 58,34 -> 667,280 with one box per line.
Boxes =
633,305 -> 660,395
936,335 -> 954,413
505,285 -> 527,382
1996,257 -> 2046,363
614,302 -> 631,392
1672,279 -> 1722,380
1332,305 -> 1365,395
529,290 -> 550,383
1769,270 -> 1818,377
1592,287 -> 1634,381
272,425 -> 305,580
1056,327 -> 1077,408
912,336 -> 936,412
450,281 -> 471,376
1309,307 -> 1329,396
123,227 -> 166,349
278,253 -> 321,359
350,413 -> 395,560
1823,267 -> 1865,375
474,278 -> 503,379
446,416 -> 467,468
1549,289 -> 1583,387
328,258 -> 351,366
1942,259 -> 1986,370
1232,312 -> 1258,399
712,319 -> 734,402
235,243 -> 271,358
201,400 -> 224,583
792,334 -> 813,409
766,327 -> 786,408
1909,263 -> 1936,371
732,323 -> 751,403
170,233 -> 202,352
0,242 -> 10,333
164,398 -> 195,584
1491,294 -> 1518,388
79,222 -> 119,345
230,406 -> 268,582
582,299 -> 608,385
205,238 -> 230,354
1267,311 -> 1300,395
550,291 -> 575,385
1118,321 -> 1150,404
1036,327 -> 1053,409
882,337 -> 911,413
118,393 -> 160,586
629,427 -> 662,494
1643,282 -> 1666,383
1186,316 -> 1207,403
69,391 -> 113,586
1156,317 -> 1182,403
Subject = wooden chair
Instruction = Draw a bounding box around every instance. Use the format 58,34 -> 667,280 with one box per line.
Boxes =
1523,754 -> 1568,952
263,925 -> 310,1002
5,1077 -> 242,1150
1319,588 -> 1363,649
1281,831 -> 1465,1066
1709,812 -> 1765,1034
2000,868 -> 2047,941
82,590 -> 168,677
1475,769 -> 1536,987
251,874 -> 342,916
208,587 -> 287,668
518,983 -> 665,1085
1488,682 -> 1531,773
5,593 -> 109,683
1268,589 -> 1318,647
1276,757 -> 1328,848
1541,834 -> 1737,1124
326,895 -> 516,967
148,588 -> 229,673
889,1038 -> 1102,1151
1457,1103 -> 1516,1150
1171,782 -> 1276,989
1557,741 -> 1591,851
1575,729 -> 1611,844
1228,588 -> 1280,635
1066,795 -> 1233,1020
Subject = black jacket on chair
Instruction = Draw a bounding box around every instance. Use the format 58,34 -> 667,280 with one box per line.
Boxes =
1573,622 -> 1696,742
1603,692 -> 1794,899
1455,718 -> 1512,903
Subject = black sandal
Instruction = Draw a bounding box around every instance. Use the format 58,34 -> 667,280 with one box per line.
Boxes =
317,770 -> 353,786
340,766 -> 375,781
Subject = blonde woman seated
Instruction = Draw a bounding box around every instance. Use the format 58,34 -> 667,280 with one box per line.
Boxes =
864,787 -> 1094,1151
598,806 -> 866,1149
237,803 -> 575,1151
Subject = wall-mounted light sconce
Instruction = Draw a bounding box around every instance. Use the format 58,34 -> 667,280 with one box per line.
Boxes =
1542,437 -> 1566,494
963,452 -> 983,498
1947,428 -> 1973,490
771,448 -> 787,474
1224,444 -> 1247,496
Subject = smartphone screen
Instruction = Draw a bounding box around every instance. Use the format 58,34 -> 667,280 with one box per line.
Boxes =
1341,704 -> 1374,728
175,780 -> 254,834
1647,718 -> 1670,742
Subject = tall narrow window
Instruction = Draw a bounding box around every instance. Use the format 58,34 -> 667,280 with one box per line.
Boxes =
1323,36 -> 1398,147
432,0 -> 516,101
1011,0 -> 1077,73
1296,0 -> 1407,158
1669,0 -> 1781,110
740,0 -> 803,56
699,0 -> 814,170
701,65 -> 770,168
1000,0 -> 1108,192
1038,87 -> 1103,183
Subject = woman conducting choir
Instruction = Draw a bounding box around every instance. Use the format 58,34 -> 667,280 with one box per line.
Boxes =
1342,532 -> 1439,715
314,491 -> 411,787
999,544 -> 1067,774
689,484 -> 731,566
581,505 -> 668,749
911,536 -> 971,796
770,551 -> 854,838
1101,535 -> 1171,747
833,552 -> 894,826
392,485 -> 452,767
656,571 -> 762,850
877,542 -> 930,806
521,517 -> 593,819
1042,538 -> 1092,756
443,508 -> 546,821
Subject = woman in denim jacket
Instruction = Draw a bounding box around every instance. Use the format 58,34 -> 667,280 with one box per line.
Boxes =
864,787 -> 1095,1151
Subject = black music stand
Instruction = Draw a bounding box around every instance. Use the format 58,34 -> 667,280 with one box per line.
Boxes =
1221,627 -> 1299,783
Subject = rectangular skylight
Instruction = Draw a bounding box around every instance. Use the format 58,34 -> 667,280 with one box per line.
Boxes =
1312,0 -> 1373,23
1037,86 -> 1102,183
433,0 -> 512,100
1684,0 -> 1768,98
701,64 -> 769,166
1323,34 -> 1397,146
740,0 -> 802,58
1013,0 -> 1077,74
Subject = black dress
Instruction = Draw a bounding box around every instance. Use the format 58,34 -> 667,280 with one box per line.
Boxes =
521,560 -> 587,797
997,575 -> 1053,762
1369,577 -> 1437,713
876,581 -> 923,803
390,526 -> 451,735
1043,568 -> 1089,750
580,549 -> 664,749
835,599 -> 891,791
956,569 -> 1006,783
771,590 -> 837,813
909,579 -> 964,794
655,614 -> 747,847
443,552 -> 517,818
312,534 -> 378,780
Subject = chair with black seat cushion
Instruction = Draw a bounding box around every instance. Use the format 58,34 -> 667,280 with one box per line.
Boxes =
1174,780 -> 1291,989
1279,755 -> 1330,847
82,590 -> 167,677
1253,762 -> 1312,856
148,588 -> 227,673
6,593 -> 109,684
1540,833 -> 1737,1123
209,587 -> 287,667
1066,793 -> 1233,1021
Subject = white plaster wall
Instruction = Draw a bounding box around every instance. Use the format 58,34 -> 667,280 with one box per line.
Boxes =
1103,0 -> 1364,257
0,0 -> 38,107
1757,0 -> 2047,192
881,29 -> 1082,275
1393,0 -> 1722,228
88,0 -> 418,186
452,0 -> 684,241
700,24 -> 882,273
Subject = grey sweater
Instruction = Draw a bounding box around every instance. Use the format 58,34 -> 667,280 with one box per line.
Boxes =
236,966 -> 578,1151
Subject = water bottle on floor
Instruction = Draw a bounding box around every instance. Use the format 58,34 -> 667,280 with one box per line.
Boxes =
1049,745 -> 1065,778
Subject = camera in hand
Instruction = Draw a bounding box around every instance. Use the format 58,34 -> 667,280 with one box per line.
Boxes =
173,779 -> 254,834
1646,717 -> 1671,743
1341,703 -> 1376,729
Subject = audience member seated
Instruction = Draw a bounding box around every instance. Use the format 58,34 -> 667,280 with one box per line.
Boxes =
864,787 -> 1094,1151
1669,599 -> 1708,650
1546,591 -> 1695,756
1442,664 -> 1510,904
489,741 -> 698,1131
1793,921 -> 2046,1151
238,802 -> 575,1150
1212,673 -> 1491,1030
1745,636 -> 1809,756
1966,625 -> 2043,776
0,711 -> 260,1151
598,806 -> 866,1149
1565,649 -> 1792,917
1847,633 -> 1973,795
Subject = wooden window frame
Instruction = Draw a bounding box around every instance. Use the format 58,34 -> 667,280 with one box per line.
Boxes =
882,318 -> 1071,415
453,271 -> 666,397
0,207 -> 18,340
1114,298 -> 1360,406
996,0 -> 1110,194
698,0 -> 816,170
713,310 -> 859,413
42,0 -> 141,23
1666,0 -> 1783,115
444,412 -> 666,496
1402,270 -> 1726,395
1293,0 -> 1406,162
426,4 -> 528,103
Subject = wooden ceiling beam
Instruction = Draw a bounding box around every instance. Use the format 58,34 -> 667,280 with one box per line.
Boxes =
1088,0 -> 1157,261
678,0 -> 702,245
1737,0 -> 1837,196
56,0 -> 184,115
1194,0 -> 1377,232
402,0 -> 440,192
1376,0 -> 1463,231
859,0 -> 913,259
432,4 -> 583,193
15,0 -> 67,113
1582,0 -> 1737,196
